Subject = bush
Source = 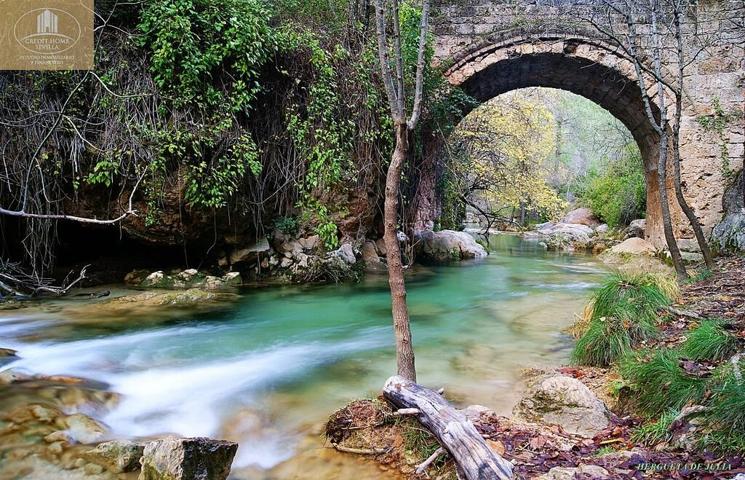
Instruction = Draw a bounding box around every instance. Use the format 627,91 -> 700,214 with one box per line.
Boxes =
682,320 -> 738,362
620,349 -> 708,417
571,272 -> 672,366
581,145 -> 646,228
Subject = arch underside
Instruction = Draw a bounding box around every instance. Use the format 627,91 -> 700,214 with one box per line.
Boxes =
457,51 -> 659,171
447,48 -> 672,246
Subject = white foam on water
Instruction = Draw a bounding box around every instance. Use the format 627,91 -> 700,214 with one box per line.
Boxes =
1,321 -> 390,469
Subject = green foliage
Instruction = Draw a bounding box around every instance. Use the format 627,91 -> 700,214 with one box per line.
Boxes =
137,0 -> 275,209
572,272 -> 672,366
581,144 -> 646,227
620,349 -> 708,417
138,0 -> 275,110
630,409 -> 678,446
274,216 -> 299,236
682,320 -> 738,362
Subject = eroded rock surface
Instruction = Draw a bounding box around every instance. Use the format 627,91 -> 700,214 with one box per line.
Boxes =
416,230 -> 487,262
139,437 -> 238,480
513,374 -> 611,438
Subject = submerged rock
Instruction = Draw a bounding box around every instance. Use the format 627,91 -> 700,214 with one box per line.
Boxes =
416,230 -> 487,262
513,374 -> 611,438
139,437 -> 238,480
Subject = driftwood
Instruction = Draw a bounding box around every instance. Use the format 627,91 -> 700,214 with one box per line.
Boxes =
383,376 -> 513,480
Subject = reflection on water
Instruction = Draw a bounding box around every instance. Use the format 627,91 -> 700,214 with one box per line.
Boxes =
0,234 -> 606,478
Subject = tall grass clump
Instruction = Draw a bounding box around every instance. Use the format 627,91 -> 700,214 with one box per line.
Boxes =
572,272 -> 673,366
620,349 -> 708,417
705,358 -> 745,443
682,320 -> 738,361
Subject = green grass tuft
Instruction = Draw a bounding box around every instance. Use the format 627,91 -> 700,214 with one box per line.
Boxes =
705,359 -> 745,443
572,272 -> 673,366
682,320 -> 738,361
620,349 -> 708,417
630,409 -> 678,446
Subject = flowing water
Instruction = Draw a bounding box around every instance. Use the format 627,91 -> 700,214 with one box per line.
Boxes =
0,235 -> 607,479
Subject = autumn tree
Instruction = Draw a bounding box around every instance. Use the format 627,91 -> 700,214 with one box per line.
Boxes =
447,93 -> 567,231
374,0 -> 430,382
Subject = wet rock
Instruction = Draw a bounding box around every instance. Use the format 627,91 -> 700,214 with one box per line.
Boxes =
536,464 -> 609,479
526,223 -> 594,251
139,437 -> 238,480
513,374 -> 611,438
222,272 -> 242,286
229,238 -> 271,264
124,269 -> 150,285
141,271 -> 174,289
63,413 -> 106,444
561,208 -> 600,227
416,230 -> 487,262
85,440 -> 145,473
0,348 -> 18,367
624,219 -> 646,239
331,243 -> 357,265
711,212 -> 745,253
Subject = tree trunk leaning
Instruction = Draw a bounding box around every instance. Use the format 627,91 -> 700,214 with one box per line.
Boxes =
383,123 -> 416,382
383,375 -> 513,480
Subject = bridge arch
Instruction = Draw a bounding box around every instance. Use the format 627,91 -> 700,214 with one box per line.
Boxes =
433,36 -> 675,245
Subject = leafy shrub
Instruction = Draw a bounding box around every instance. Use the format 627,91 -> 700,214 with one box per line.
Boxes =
682,320 -> 738,362
581,145 -> 646,228
571,272 -> 672,366
620,349 -> 708,417
274,216 -> 299,236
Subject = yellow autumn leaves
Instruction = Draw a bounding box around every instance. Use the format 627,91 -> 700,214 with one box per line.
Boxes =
447,93 -> 567,221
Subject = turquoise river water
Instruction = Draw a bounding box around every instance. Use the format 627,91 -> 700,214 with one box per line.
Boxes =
0,235 -> 607,479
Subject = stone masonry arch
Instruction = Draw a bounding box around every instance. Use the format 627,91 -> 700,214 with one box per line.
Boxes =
412,0 -> 745,252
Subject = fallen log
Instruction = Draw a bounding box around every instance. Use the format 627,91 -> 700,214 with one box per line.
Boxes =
383,376 -> 513,480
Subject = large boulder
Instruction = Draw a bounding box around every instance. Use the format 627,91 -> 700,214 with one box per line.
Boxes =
526,222 -> 594,251
606,237 -> 656,256
139,437 -> 238,480
361,241 -> 385,272
513,374 -> 611,438
623,219 -> 646,239
561,208 -> 600,227
415,230 -> 487,262
711,213 -> 745,253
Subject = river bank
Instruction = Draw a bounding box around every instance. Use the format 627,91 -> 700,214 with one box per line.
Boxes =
327,255 -> 744,479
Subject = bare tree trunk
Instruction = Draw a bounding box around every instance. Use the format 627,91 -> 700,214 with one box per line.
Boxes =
658,130 -> 688,280
670,2 -> 714,268
649,0 -> 687,280
384,122 -> 416,381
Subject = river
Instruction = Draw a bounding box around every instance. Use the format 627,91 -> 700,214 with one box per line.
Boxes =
0,235 -> 607,479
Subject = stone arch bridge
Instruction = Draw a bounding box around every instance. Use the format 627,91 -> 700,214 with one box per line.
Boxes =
413,0 -> 744,249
